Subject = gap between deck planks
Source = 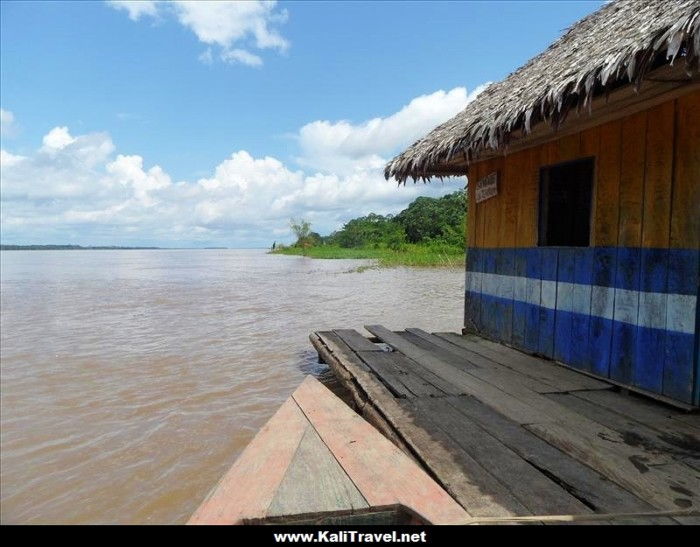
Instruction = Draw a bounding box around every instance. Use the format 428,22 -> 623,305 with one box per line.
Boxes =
313,327 -> 699,523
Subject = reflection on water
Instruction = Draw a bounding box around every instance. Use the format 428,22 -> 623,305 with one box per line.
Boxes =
0,249 -> 464,523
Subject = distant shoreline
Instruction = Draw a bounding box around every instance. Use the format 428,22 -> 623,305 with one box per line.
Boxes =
0,245 -> 236,251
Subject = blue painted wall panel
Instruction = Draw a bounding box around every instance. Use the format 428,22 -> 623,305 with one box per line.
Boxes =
570,248 -> 593,371
465,246 -> 697,405
511,248 -> 528,350
664,249 -> 698,403
610,247 -> 641,385
634,248 -> 668,392
554,249 -> 575,363
495,248 -> 514,344
589,248 -> 617,377
524,249 -> 541,353
538,248 -> 558,359
663,331 -> 696,403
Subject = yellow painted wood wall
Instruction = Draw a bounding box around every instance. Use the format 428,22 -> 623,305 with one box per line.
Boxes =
466,91 -> 700,251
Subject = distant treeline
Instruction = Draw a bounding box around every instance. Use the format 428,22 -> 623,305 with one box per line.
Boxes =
1,245 -> 161,250
289,189 -> 466,251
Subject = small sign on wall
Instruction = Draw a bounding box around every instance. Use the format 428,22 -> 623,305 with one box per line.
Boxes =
475,171 -> 498,203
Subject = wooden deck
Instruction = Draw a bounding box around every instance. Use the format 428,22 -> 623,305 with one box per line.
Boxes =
188,375 -> 468,525
311,327 -> 700,524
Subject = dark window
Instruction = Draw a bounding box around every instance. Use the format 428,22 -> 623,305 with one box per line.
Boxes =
538,157 -> 594,247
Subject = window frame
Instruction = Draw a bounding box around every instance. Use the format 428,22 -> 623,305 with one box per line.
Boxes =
537,156 -> 596,248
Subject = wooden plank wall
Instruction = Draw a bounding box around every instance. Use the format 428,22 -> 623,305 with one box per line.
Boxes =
465,91 -> 700,405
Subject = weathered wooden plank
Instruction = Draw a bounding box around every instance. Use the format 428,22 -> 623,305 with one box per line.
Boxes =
554,248 -> 575,365
365,325 -> 554,425
575,390 -> 700,439
547,392 -> 700,461
267,425 -> 368,517
317,331 -> 371,372
663,251 -> 698,404
592,119 -> 621,247
311,332 -> 520,517
498,151 -> 519,249
445,394 -> 676,523
523,247 -> 542,353
406,328 -> 577,395
610,246 -> 641,386
358,349 -> 463,397
356,351 -> 444,398
312,332 -> 413,451
497,248 -> 515,344
350,350 -> 414,399
188,397 -> 309,524
434,331 -> 609,392
570,248 -> 594,371
515,147 -> 538,247
642,100 -> 674,249
291,376 -> 470,524
526,421 -> 700,511
465,248 -> 483,334
671,91 -> 700,250
367,326 -> 477,374
372,328 -> 645,450
664,93 -> 699,405
396,399 -> 533,517
413,396 -> 594,516
635,248 -> 668,393
589,247 -> 617,378
467,164 -> 478,248
580,125 -> 600,246
673,414 -> 700,430
618,110 -> 646,247
511,248 -> 528,350
333,329 -> 384,352
537,248 -> 558,359
557,132 -> 581,163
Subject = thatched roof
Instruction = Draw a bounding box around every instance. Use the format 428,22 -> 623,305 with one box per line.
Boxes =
386,0 -> 700,183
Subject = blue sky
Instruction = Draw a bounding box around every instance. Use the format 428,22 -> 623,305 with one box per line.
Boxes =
1,0 -> 603,247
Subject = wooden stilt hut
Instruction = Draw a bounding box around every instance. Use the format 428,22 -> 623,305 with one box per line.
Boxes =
385,0 -> 700,406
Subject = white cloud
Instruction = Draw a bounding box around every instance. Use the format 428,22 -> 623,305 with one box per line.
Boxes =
1,109 -> 18,137
107,0 -> 158,21
1,149 -> 26,169
108,1 -> 289,66
42,126 -> 76,150
106,154 -> 171,206
172,1 -> 288,51
297,85 -> 489,174
220,48 -> 263,67
1,86 -> 476,245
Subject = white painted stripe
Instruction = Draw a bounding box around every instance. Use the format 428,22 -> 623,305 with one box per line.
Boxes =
556,281 -> 574,313
513,276 -> 527,302
638,292 -> 667,330
501,274 -> 514,300
572,283 -> 592,316
525,277 -> 541,306
541,280 -> 557,309
666,293 -> 697,334
466,271 -> 696,335
590,285 -> 615,321
613,288 -> 639,325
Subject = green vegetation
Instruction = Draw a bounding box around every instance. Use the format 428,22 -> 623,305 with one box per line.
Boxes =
271,189 -> 466,267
